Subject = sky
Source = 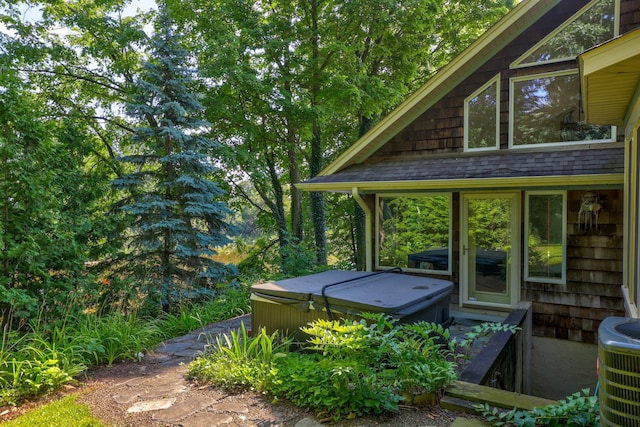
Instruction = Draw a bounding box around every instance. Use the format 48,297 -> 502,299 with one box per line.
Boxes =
0,0 -> 157,35
124,0 -> 157,16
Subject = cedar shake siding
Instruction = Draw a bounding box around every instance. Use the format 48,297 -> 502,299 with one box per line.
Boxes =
525,189 -> 625,344
369,0 -> 638,161
621,0 -> 640,33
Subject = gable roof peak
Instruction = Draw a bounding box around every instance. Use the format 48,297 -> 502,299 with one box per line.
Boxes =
320,0 -> 562,177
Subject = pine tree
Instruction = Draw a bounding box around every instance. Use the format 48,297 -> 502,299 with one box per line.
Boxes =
112,7 -> 236,311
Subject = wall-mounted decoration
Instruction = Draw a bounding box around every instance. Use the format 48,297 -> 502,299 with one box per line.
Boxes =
578,191 -> 602,230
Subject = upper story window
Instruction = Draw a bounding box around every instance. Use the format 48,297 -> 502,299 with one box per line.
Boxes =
377,194 -> 452,275
512,0 -> 618,68
509,70 -> 614,147
464,74 -> 500,151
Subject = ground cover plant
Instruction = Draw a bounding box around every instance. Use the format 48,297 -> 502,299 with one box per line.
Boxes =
0,394 -> 108,427
188,313 -> 517,420
474,389 -> 599,427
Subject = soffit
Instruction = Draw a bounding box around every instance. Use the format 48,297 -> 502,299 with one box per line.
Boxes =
580,28 -> 640,127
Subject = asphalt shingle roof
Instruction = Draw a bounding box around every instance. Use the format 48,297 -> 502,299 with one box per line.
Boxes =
305,146 -> 624,185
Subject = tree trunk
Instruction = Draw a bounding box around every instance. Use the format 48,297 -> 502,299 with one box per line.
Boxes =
286,122 -> 303,243
309,0 -> 327,265
310,124 -> 326,265
266,153 -> 290,258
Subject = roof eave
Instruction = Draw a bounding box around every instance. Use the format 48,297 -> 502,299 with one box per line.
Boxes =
296,173 -> 624,193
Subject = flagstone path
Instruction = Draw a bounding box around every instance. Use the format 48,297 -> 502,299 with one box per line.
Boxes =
82,313 -> 480,427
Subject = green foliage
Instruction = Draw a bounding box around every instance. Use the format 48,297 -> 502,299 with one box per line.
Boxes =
0,331 -> 86,405
474,389 -> 599,427
236,238 -> 322,281
272,353 -> 401,420
168,0 -> 516,272
452,322 -> 520,357
161,284 -> 251,337
0,284 -> 250,406
378,195 -> 451,269
189,323 -> 292,391
302,314 -> 458,397
0,393 -> 108,427
189,314 -> 465,420
0,82 -> 100,323
73,313 -> 166,366
0,309 -> 165,405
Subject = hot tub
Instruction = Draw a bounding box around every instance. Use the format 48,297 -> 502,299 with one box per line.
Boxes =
250,269 -> 453,339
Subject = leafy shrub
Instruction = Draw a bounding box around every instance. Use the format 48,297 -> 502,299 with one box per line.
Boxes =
160,284 -> 250,338
301,314 -> 458,396
189,322 -> 291,391
189,313 -> 471,420
0,333 -> 85,405
474,389 -> 599,427
73,313 -> 166,365
449,321 -> 520,364
235,238 -> 322,281
271,353 -> 401,419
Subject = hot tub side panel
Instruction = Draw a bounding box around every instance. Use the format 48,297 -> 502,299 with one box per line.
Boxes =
251,281 -> 453,339
250,294 -> 345,340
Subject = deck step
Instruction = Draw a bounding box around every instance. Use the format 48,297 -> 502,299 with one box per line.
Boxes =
450,418 -> 490,427
445,380 -> 556,411
441,395 -> 480,414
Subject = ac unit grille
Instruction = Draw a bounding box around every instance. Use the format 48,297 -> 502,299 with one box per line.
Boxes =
599,317 -> 640,427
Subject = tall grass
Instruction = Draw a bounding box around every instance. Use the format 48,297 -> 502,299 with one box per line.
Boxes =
0,328 -> 86,405
0,283 -> 251,406
161,284 -> 251,337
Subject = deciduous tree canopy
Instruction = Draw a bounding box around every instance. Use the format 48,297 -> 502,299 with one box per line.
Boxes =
0,0 -> 515,319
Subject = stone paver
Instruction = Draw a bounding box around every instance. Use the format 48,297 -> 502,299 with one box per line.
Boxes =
126,397 -> 176,413
104,314 -> 272,426
112,389 -> 142,404
150,395 -> 213,422
179,411 -> 233,427
294,417 -> 324,427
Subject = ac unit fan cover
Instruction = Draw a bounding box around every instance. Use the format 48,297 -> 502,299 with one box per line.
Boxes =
598,316 -> 640,427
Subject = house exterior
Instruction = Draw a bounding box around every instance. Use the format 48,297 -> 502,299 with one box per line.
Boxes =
580,27 -> 640,320
299,0 -> 640,353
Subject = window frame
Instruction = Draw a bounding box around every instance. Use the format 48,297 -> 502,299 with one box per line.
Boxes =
461,191 -> 521,309
509,69 -> 616,148
464,74 -> 501,152
624,126 -> 639,317
375,193 -> 453,276
510,0 -> 619,69
524,190 -> 567,285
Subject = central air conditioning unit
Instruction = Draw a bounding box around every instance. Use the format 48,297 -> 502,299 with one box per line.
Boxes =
598,317 -> 640,427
